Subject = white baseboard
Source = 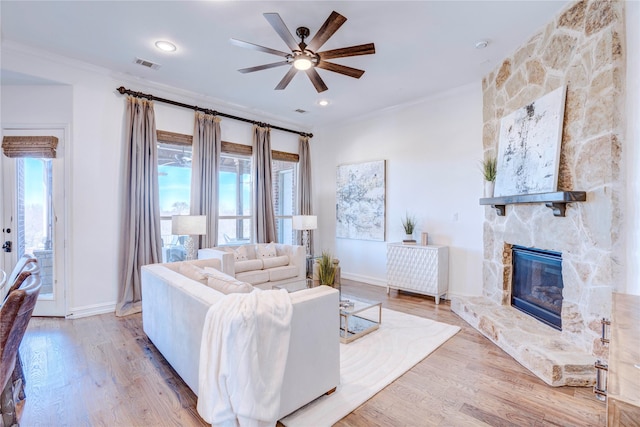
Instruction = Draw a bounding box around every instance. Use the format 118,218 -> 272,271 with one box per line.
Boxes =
67,302 -> 116,319
341,272 -> 387,288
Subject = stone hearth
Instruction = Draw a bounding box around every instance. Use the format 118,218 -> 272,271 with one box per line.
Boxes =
453,0 -> 625,387
452,296 -> 594,386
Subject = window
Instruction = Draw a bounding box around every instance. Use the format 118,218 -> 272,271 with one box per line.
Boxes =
157,142 -> 192,261
272,159 -> 298,245
218,154 -> 252,246
155,131 -> 300,248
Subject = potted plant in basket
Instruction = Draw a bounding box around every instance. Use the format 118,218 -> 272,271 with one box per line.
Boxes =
482,156 -> 497,198
317,251 -> 337,287
401,212 -> 416,244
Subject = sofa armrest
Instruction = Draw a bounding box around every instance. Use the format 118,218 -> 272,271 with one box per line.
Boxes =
198,248 -> 235,275
141,264 -> 224,392
275,244 -> 306,279
278,285 -> 340,417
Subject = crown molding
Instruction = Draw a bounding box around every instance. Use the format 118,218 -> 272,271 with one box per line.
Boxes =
1,40 -> 312,135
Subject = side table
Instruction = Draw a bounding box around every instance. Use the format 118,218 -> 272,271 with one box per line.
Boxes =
339,296 -> 382,344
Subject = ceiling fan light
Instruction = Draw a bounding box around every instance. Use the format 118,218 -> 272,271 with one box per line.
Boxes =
293,57 -> 313,70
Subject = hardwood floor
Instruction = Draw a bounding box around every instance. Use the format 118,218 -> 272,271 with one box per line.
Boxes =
18,280 -> 605,426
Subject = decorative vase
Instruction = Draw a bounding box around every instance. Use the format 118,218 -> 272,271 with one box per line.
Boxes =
484,180 -> 495,198
420,232 -> 428,246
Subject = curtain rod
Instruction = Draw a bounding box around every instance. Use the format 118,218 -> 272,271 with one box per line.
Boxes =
116,86 -> 313,138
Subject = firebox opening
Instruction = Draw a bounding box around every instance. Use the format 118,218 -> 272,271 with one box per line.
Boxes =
511,245 -> 563,330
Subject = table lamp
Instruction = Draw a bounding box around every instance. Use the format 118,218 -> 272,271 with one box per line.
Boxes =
171,215 -> 207,260
292,215 -> 317,258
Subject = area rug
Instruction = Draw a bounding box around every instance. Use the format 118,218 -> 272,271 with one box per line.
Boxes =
279,308 -> 460,426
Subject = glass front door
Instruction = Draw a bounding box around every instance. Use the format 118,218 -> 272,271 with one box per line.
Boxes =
1,127 -> 66,316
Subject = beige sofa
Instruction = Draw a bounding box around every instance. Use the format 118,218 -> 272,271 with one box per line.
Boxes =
141,258 -> 340,420
198,243 -> 306,289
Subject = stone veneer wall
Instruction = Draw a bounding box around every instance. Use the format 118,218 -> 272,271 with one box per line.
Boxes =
482,0 -> 625,359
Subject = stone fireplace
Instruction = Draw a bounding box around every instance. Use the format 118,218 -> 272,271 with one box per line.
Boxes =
452,0 -> 625,387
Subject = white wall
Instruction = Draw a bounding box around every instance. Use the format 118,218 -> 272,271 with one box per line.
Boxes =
625,0 -> 640,296
2,1 -> 637,311
1,45 -> 300,317
311,83 -> 484,297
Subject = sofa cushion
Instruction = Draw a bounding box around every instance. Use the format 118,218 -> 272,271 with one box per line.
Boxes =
203,267 -> 253,294
235,259 -> 263,273
236,269 -> 270,285
224,245 -> 249,261
268,265 -> 299,282
262,255 -> 290,269
178,262 -> 207,284
256,243 -> 277,258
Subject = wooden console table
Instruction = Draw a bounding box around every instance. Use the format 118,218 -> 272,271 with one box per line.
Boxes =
386,243 -> 448,304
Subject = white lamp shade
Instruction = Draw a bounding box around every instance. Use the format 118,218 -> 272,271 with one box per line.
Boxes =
292,215 -> 317,230
171,215 -> 207,235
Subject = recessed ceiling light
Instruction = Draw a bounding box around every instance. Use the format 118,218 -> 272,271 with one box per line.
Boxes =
475,40 -> 489,49
155,40 -> 177,52
318,99 -> 330,107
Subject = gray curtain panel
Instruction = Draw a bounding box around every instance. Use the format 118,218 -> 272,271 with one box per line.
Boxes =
116,96 -> 162,317
253,125 -> 277,243
298,135 -> 314,253
191,112 -> 221,249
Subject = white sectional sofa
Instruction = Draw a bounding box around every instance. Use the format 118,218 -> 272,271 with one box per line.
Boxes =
141,258 -> 340,420
198,243 -> 306,289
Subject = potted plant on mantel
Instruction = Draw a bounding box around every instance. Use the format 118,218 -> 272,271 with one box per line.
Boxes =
401,212 -> 416,244
482,156 -> 497,198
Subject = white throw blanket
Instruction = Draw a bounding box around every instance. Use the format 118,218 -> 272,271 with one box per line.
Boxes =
197,289 -> 293,427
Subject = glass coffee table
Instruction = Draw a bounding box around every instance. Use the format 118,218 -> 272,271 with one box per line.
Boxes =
339,295 -> 382,344
272,279 -> 318,292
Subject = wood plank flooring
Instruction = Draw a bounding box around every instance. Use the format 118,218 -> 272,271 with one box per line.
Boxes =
18,280 -> 605,426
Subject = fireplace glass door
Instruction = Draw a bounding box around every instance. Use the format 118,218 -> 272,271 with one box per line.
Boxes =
511,246 -> 563,330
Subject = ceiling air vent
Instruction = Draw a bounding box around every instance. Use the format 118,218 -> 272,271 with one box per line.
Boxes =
134,57 -> 161,70
294,109 -> 308,114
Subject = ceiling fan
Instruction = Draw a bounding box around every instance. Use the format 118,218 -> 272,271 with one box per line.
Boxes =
230,11 -> 375,93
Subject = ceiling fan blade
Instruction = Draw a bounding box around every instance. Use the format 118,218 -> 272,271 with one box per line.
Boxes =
317,61 -> 365,79
307,11 -> 347,52
238,61 -> 290,74
275,67 -> 298,90
318,43 -> 376,60
230,38 -> 291,58
263,13 -> 300,52
305,68 -> 328,93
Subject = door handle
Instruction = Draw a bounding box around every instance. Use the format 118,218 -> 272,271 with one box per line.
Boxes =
2,241 -> 11,253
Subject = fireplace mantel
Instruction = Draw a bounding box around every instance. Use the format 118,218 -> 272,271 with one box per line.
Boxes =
479,191 -> 586,217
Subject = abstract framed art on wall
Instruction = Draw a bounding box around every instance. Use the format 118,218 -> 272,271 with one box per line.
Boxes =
494,86 -> 566,197
336,160 -> 386,241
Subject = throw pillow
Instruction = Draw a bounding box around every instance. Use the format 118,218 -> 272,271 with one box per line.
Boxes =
203,267 -> 253,294
178,262 -> 207,284
225,246 -> 249,261
256,242 -> 277,258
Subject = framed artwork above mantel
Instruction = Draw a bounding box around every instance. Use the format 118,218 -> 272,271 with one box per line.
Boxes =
494,86 -> 567,197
